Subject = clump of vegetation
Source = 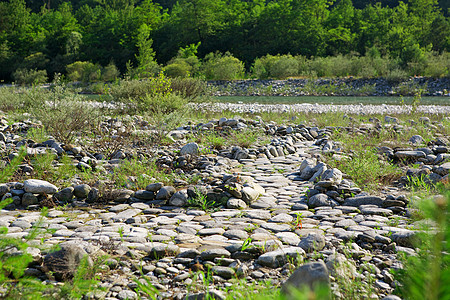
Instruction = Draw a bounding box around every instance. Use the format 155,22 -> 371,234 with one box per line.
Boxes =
395,189 -> 450,300
327,132 -> 402,191
12,68 -> 48,86
31,76 -> 100,145
202,52 -> 245,80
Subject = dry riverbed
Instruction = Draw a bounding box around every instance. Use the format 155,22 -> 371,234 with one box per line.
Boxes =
0,107 -> 449,299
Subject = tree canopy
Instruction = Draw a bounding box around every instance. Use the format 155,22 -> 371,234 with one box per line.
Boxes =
0,0 -> 448,81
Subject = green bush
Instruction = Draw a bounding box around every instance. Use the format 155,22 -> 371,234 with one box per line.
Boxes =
164,60 -> 192,78
31,75 -> 100,144
252,54 -> 300,79
252,54 -> 280,79
395,190 -> 450,300
170,77 -> 208,99
140,92 -> 188,114
0,85 -> 48,112
102,62 -> 120,82
422,52 -> 450,78
109,72 -> 173,108
66,61 -> 103,83
12,68 -> 48,86
202,52 -> 244,80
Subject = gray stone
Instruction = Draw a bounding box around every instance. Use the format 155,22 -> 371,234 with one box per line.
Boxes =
275,232 -> 301,246
325,253 -> 356,278
223,230 -> 248,240
281,261 -> 330,299
73,184 -> 91,199
435,162 -> 450,176
148,244 -> 180,258
391,231 -> 416,247
133,190 -> 155,200
22,193 -> 38,207
241,187 -> 260,204
257,247 -> 305,268
269,213 -> 293,223
179,142 -> 199,156
343,196 -> 384,207
43,242 -> 93,280
117,290 -> 137,300
384,116 -> 399,124
24,179 -> 58,194
0,184 -> 9,197
245,210 -> 271,220
146,182 -> 163,192
169,190 -> 188,207
360,207 -> 393,216
297,233 -> 325,252
54,187 -> 74,202
321,168 -> 343,184
409,135 -> 424,145
200,249 -> 231,261
86,188 -> 99,203
309,163 -> 327,183
335,219 -> 357,228
395,151 -> 426,160
382,296 -> 402,300
112,209 -> 141,222
226,198 -> 247,209
212,266 -> 235,279
308,194 -> 332,208
112,189 -> 134,202
156,186 -> 176,200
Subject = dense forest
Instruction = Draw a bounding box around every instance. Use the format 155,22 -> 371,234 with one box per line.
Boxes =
0,0 -> 449,82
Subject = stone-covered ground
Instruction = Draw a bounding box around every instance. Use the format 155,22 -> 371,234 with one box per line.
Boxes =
0,111 -> 449,300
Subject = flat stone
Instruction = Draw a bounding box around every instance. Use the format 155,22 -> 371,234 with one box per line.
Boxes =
198,228 -> 225,236
269,213 -> 293,223
223,230 -> 248,240
257,247 -> 305,268
24,179 -> 58,194
245,210 -> 271,220
361,207 -> 393,216
212,266 -> 235,279
261,223 -> 291,232
200,248 -> 231,261
395,151 -> 426,160
297,233 -> 325,252
343,196 -> 383,207
275,232 -> 301,246
146,182 -> 163,192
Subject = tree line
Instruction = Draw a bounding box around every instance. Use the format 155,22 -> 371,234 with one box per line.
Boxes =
0,0 -> 449,83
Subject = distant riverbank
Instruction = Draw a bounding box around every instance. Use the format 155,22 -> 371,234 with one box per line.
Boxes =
208,77 -> 450,97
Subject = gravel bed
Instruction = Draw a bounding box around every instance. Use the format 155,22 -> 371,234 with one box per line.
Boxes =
191,102 -> 450,115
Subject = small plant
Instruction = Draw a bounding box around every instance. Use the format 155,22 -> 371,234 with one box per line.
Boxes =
187,188 -> 221,212
240,238 -> 253,252
26,127 -> 48,143
294,213 -> 303,230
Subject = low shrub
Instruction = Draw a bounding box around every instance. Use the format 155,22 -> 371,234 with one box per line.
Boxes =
170,77 -> 208,99
422,52 -> 450,78
164,60 -> 192,78
31,75 -> 100,144
0,85 -> 48,112
109,72 -> 172,107
252,54 -> 300,79
202,52 -> 244,80
66,61 -> 102,82
12,68 -> 48,86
